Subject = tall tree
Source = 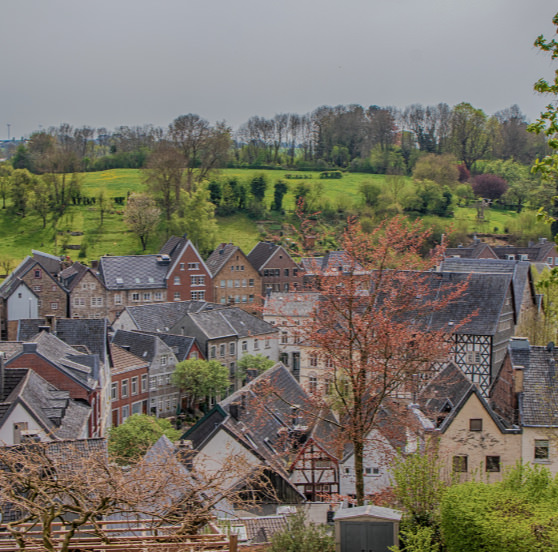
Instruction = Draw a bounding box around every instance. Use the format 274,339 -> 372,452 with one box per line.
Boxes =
301,217 -> 467,505
0,161 -> 13,209
123,193 -> 160,251
450,102 -> 490,170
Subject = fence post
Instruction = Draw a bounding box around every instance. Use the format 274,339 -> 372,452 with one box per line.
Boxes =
229,533 -> 238,552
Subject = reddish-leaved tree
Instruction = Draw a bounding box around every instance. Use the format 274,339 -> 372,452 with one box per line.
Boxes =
471,173 -> 509,200
303,216 -> 468,505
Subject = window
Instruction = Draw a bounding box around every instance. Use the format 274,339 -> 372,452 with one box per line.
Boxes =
220,344 -> 226,357
242,279 -> 247,287
452,455 -> 468,472
154,292 -> 163,301
469,419 -> 483,431
242,295 -> 247,303
174,291 -> 181,301
180,263 -> 185,271
220,280 -> 225,288
309,375 -> 317,394
191,275 -> 205,286
284,283 -> 289,291
189,351 -> 198,360
131,376 -> 138,395
249,294 -> 254,303
174,276 -> 180,285
229,362 -> 236,376
548,257 -> 553,265
466,351 -> 481,364
281,331 -> 288,344
309,353 -> 318,367
293,268 -> 298,276
160,355 -> 167,366
227,280 -> 233,288
229,342 -> 235,355
33,285 -> 42,292
249,279 -> 254,287
235,279 -> 240,288
132,293 -> 140,302
191,290 -> 205,300
242,341 -> 248,352
91,297 -> 103,307
284,268 -> 289,276
132,401 -> 143,415
254,339 -> 259,350
485,456 -> 501,472
141,374 -> 147,393
535,439 -> 550,460
188,262 -> 199,270
280,352 -> 289,366
210,346 -> 216,359
365,467 -> 380,476
50,302 -> 58,310
34,269 -> 41,279
325,356 -> 333,368
121,379 -> 129,398
265,337 -> 271,349
121,405 -> 130,421
149,376 -> 157,390
111,382 -> 118,401
143,292 -> 151,301
114,294 -> 122,305
73,297 -> 85,307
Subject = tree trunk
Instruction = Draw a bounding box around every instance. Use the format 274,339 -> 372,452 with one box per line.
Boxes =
354,436 -> 365,506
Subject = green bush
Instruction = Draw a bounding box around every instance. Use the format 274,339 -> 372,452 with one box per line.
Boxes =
270,510 -> 334,552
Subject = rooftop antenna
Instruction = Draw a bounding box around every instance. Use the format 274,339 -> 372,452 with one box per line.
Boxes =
6,124 -> 10,140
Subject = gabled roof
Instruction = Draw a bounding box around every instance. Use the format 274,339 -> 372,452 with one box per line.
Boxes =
0,368 -> 90,440
132,331 -> 197,362
247,242 -> 298,272
17,319 -> 109,365
7,332 -> 100,392
214,308 -> 276,338
417,362 -> 517,433
59,262 -> 103,292
111,330 -> 168,364
300,251 -> 365,276
508,340 -> 558,427
120,301 -> 213,333
110,343 -> 148,375
32,250 -> 63,275
0,278 -> 37,301
439,258 -> 534,321
492,239 -> 556,263
98,255 -> 169,290
0,256 -> 67,298
161,236 -> 212,281
444,241 -> 497,259
206,243 -> 243,277
263,292 -> 321,318
159,236 -> 186,258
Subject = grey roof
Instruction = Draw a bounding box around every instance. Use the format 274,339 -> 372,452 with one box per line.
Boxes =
240,516 -> 288,543
215,308 -> 276,338
509,342 -> 558,427
263,292 -> 321,318
13,332 -> 100,391
426,271 -> 513,336
17,319 -> 109,366
247,242 -> 297,272
205,243 -> 240,277
439,258 -> 533,320
122,301 -> 214,333
134,331 -> 197,362
334,505 -> 402,521
0,256 -> 67,298
0,368 -> 90,440
492,240 -> 556,263
444,241 -> 497,259
32,250 -> 63,275
98,254 -> 170,290
159,236 -> 186,258
111,330 -> 164,364
59,262 -> 100,292
300,251 -> 364,276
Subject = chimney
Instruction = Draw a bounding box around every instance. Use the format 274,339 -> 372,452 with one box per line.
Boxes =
90,259 -> 99,270
230,403 -> 240,420
45,315 -> 55,333
513,366 -> 524,394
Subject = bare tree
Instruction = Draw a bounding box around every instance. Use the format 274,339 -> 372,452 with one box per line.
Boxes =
123,193 -> 160,251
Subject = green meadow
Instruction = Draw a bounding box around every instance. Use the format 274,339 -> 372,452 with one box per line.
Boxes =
0,168 -> 545,269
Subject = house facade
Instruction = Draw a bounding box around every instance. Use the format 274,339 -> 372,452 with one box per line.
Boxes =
206,243 -> 261,311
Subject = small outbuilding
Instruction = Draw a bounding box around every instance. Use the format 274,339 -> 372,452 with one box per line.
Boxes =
334,504 -> 402,552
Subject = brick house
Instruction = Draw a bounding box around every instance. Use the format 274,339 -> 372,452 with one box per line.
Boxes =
161,236 -> 213,302
205,243 -> 261,311
247,241 -> 304,297
111,330 -> 182,418
109,343 -> 149,427
1,333 -> 104,437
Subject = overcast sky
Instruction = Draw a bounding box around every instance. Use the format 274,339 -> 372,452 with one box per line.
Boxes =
1,1 -> 557,139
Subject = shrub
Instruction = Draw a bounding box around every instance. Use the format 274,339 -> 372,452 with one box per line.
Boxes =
269,510 -> 334,552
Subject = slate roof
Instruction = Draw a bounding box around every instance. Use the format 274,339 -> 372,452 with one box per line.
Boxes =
121,301 -> 213,333
111,330 -> 162,364
159,236 -> 186,258
444,241 -> 497,259
492,239 -> 556,263
98,254 -> 170,290
59,262 -> 99,291
240,516 -> 288,543
439,258 -> 534,320
206,243 -> 240,277
31,250 -> 63,275
0,256 -> 67,298
508,340 -> 558,427
300,251 -> 365,276
426,271 -> 513,335
13,332 -> 100,392
247,242 -> 296,272
263,292 -> 321,318
17,319 -> 109,365
134,331 -> 198,362
334,504 -> 402,521
0,368 -> 91,440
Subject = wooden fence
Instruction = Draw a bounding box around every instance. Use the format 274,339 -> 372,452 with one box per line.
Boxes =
0,519 -> 239,552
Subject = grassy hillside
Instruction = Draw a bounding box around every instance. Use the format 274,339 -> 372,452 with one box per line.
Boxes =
0,168 -> 547,270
